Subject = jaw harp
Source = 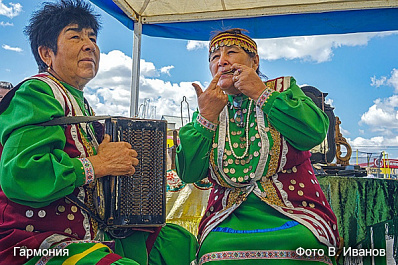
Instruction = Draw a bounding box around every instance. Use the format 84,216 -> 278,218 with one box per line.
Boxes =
221,69 -> 234,75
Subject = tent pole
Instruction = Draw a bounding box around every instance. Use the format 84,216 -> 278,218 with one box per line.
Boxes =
130,18 -> 142,117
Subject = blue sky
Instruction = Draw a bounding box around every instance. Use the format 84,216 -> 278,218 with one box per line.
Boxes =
1,0 -> 398,162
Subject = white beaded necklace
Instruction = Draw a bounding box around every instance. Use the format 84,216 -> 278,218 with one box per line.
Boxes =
226,99 -> 253,159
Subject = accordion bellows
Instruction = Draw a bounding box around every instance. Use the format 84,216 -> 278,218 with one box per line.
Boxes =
94,118 -> 167,230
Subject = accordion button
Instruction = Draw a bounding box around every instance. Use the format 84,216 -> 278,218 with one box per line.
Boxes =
67,214 -> 75,221
58,205 -> 66,213
210,206 -> 214,212
26,225 -> 34,232
205,212 -> 210,217
71,206 -> 78,213
64,228 -> 72,234
38,210 -> 46,218
25,210 -> 34,218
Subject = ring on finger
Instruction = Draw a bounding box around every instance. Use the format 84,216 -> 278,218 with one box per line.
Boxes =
233,76 -> 239,82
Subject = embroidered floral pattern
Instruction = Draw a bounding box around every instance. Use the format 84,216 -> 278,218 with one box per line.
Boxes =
197,114 -> 218,132
256,88 -> 273,108
167,169 -> 187,192
79,157 -> 95,185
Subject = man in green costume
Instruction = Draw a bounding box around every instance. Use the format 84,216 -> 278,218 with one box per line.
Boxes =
0,1 -> 197,264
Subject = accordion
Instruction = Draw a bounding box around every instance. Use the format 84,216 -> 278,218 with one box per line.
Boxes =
94,117 -> 167,237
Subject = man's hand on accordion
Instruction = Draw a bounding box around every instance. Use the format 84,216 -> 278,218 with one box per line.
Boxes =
87,134 -> 139,178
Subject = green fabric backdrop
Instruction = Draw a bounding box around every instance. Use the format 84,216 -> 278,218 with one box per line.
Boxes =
318,176 -> 398,264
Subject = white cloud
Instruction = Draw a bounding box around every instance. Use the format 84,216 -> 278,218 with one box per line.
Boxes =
348,93 -> 398,157
371,76 -> 387,88
371,69 -> 398,93
387,69 -> 398,93
325,98 -> 334,108
359,95 -> 398,132
160,65 -> 174,76
0,0 -> 22,18
140,60 -> 158,77
255,32 -> 394,63
356,95 -> 398,156
340,125 -> 350,136
2,44 -> 22,52
187,40 -> 208,51
0,21 -> 12,26
348,136 -> 398,155
86,50 -> 198,118
188,31 -> 398,63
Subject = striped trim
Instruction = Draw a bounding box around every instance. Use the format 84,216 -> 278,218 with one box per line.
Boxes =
62,243 -> 109,265
199,250 -> 333,265
32,75 -> 70,114
196,113 -> 218,132
96,253 -> 123,265
256,88 -> 274,108
35,240 -> 105,265
211,220 -> 299,234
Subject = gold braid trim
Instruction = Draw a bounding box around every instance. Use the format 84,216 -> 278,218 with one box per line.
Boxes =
226,189 -> 247,208
85,184 -> 99,236
264,119 -> 280,178
259,118 -> 285,207
80,133 -> 94,156
265,79 -> 276,89
260,178 -> 285,207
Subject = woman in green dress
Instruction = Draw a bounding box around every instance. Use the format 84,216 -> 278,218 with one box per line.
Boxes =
176,28 -> 340,264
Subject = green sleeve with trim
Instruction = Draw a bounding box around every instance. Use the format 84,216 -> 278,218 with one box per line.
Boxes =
263,77 -> 329,151
0,79 -> 87,208
176,111 -> 216,183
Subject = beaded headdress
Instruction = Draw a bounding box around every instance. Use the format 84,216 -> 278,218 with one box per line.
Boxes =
209,31 -> 257,55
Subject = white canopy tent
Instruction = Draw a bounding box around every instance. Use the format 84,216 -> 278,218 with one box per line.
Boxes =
90,0 -> 398,116
111,0 -> 398,24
